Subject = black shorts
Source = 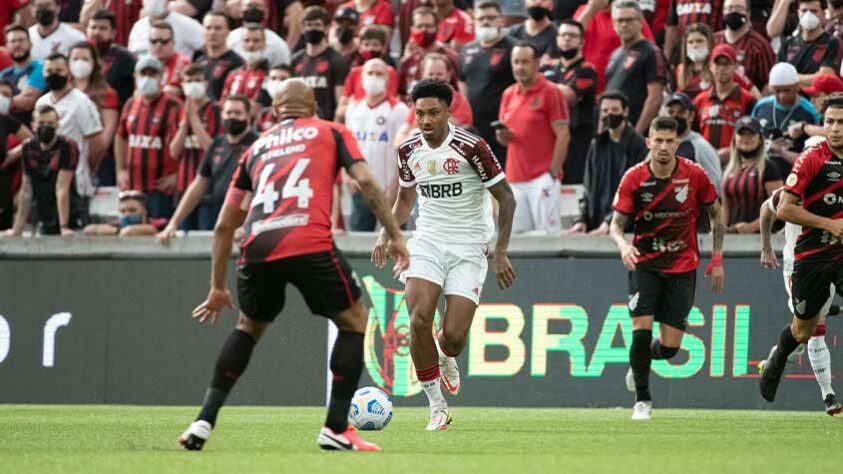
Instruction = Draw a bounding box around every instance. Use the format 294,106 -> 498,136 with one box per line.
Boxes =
791,258 -> 843,320
237,248 -> 362,323
628,268 -> 696,331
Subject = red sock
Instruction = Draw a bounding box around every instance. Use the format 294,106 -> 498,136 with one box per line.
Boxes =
416,364 -> 440,382
814,324 -> 827,337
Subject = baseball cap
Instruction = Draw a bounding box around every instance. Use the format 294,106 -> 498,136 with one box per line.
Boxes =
803,74 -> 843,96
334,6 -> 359,23
135,54 -> 162,73
734,116 -> 762,135
711,44 -> 737,63
769,62 -> 799,87
666,92 -> 695,111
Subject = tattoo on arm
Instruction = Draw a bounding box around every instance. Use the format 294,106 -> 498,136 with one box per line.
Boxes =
707,202 -> 724,252
610,212 -> 629,248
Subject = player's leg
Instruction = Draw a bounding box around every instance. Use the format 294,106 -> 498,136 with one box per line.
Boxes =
626,269 -> 663,420
807,311 -> 840,414
651,270 -> 694,361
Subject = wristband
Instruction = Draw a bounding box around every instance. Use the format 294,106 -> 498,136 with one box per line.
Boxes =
704,252 -> 723,276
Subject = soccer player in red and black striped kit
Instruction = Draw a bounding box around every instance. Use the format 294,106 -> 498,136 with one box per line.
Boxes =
610,116 -> 725,420
760,94 -> 843,403
180,79 -> 409,452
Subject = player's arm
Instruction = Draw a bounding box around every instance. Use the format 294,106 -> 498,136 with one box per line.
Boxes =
760,196 -> 780,269
488,179 -> 517,289
6,174 -> 32,237
610,211 -> 638,271
777,190 -> 843,237
704,200 -> 725,293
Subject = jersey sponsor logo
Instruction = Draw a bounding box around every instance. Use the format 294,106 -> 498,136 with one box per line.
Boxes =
418,182 -> 463,198
786,173 -> 798,187
675,185 -> 689,203
252,213 -> 309,235
300,75 -> 328,89
254,126 -> 319,154
676,1 -> 712,16
128,134 -> 163,149
354,130 -> 389,142
643,210 -> 689,221
652,238 -> 687,253
823,193 -> 843,205
443,158 -> 459,175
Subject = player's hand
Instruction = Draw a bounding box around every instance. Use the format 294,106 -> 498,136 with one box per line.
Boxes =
495,252 -> 516,289
760,247 -> 779,269
823,218 -> 843,239
620,243 -> 639,271
704,253 -> 724,294
157,224 -> 177,246
192,287 -> 235,324
371,231 -> 388,267
387,238 -> 410,278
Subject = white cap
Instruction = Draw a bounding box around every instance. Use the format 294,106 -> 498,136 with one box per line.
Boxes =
769,62 -> 799,87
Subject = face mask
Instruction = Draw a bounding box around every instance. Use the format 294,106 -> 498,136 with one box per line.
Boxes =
723,12 -> 747,31
0,95 -> 9,115
145,0 -> 168,17
242,7 -> 264,23
37,124 -> 57,143
602,113 -> 625,129
527,6 -> 551,21
337,26 -> 356,45
686,46 -> 708,62
11,50 -> 29,62
263,79 -> 283,98
241,49 -> 264,63
362,75 -> 386,96
45,73 -> 68,91
183,81 -> 206,99
360,49 -> 381,62
409,29 -> 437,49
304,29 -> 326,45
475,26 -> 499,43
35,6 -> 55,26
674,116 -> 688,135
738,144 -> 762,158
137,76 -> 160,96
800,11 -> 821,30
70,60 -> 93,79
224,118 -> 248,135
559,47 -> 578,60
119,213 -> 143,228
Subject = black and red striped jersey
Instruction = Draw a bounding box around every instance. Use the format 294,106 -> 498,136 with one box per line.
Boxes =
613,157 -> 718,273
227,117 -> 364,263
177,101 -> 222,194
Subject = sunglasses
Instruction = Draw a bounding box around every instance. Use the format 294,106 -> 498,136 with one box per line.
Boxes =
149,38 -> 172,45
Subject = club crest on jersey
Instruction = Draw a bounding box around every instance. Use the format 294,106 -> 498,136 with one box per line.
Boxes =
427,160 -> 437,175
675,185 -> 689,203
786,173 -> 798,187
443,158 -> 459,175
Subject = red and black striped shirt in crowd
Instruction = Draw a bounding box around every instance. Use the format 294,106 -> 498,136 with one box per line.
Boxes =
613,157 -> 718,273
220,65 -> 268,102
117,93 -> 183,194
784,141 -> 843,262
713,30 -> 776,91
693,85 -> 756,151
777,31 -> 842,75
254,107 -> 276,133
667,0 -> 725,36
109,0 -> 143,46
722,159 -> 782,228
177,101 -> 222,194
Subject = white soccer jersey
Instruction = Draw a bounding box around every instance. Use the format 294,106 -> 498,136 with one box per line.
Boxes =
346,97 -> 409,190
398,124 -> 505,244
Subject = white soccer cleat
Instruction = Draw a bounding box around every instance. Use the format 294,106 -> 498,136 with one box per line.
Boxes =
179,420 -> 212,451
625,368 -> 635,392
426,407 -> 452,431
631,401 -> 652,421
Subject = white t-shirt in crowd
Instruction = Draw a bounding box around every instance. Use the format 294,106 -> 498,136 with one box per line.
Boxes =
128,12 -> 205,58
28,23 -> 86,61
227,27 -> 291,66
345,96 -> 408,190
35,89 -> 104,197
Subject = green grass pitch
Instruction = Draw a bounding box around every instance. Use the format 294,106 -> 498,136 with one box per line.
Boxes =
0,405 -> 837,473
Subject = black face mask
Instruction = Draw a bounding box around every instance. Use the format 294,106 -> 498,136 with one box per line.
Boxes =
337,26 -> 355,45
304,29 -> 326,45
36,6 -> 55,26
527,6 -> 551,21
37,125 -> 56,144
242,7 -> 264,23
559,47 -> 578,60
674,116 -> 688,135
602,113 -> 625,130
738,145 -> 762,158
45,73 -> 68,91
224,119 -> 248,135
724,12 -> 747,31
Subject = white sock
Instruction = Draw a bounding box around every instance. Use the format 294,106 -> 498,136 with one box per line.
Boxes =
808,336 -> 834,399
421,378 -> 447,410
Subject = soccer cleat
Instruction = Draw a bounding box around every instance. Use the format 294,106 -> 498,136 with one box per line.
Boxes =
426,408 -> 452,431
824,394 -> 842,416
316,426 -> 381,452
759,354 -> 786,403
625,368 -> 635,392
631,401 -> 652,420
179,420 -> 212,451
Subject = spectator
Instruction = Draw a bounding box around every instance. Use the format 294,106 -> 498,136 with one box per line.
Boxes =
678,23 -> 760,101
693,44 -> 756,165
1,24 -> 45,124
544,19 -> 597,184
28,0 -> 85,60
665,92 -> 722,195
714,0 -> 776,91
432,0 -> 474,51
0,1 -> 33,46
0,81 -> 32,231
330,6 -> 360,59
221,24 -> 269,106
194,11 -> 243,102
605,0 -> 668,135
8,105 -> 77,236
664,0 -> 725,61
169,63 -> 221,230
344,58 -> 408,231
339,0 -> 393,40
508,0 -> 557,57
459,0 -> 515,169
254,64 -> 290,132
128,0 -> 204,58
335,25 -> 399,122
778,0 -> 840,86
69,42 -> 119,187
169,0 -> 213,20
721,116 -> 783,233
827,0 -> 843,48
567,90 -> 646,234
349,24 -> 397,68
80,0 -> 142,46
800,74 -> 843,138
86,9 -> 136,106
291,5 -> 349,121
225,0 -> 303,53
35,52 -> 104,219
158,96 -> 258,238
497,42 -> 568,233
399,6 -> 461,98
227,0 -> 290,67
752,62 -> 821,176
149,21 -> 191,97
115,55 -> 183,219
767,0 -> 801,40
84,190 -> 160,236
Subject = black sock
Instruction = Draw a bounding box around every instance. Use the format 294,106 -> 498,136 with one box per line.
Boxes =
325,331 -> 364,433
771,323 -> 800,366
630,329 -> 653,402
650,339 -> 680,360
828,304 -> 840,316
196,329 -> 257,427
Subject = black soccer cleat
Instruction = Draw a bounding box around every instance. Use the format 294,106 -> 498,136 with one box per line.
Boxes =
179,420 -> 212,451
759,356 -> 786,403
179,434 -> 207,451
827,305 -> 841,317
824,394 -> 842,416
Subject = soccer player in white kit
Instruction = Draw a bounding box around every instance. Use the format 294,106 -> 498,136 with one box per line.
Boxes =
372,79 -> 517,431
759,185 -> 841,415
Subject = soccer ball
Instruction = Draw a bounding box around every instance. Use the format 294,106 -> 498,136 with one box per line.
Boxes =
348,387 -> 393,431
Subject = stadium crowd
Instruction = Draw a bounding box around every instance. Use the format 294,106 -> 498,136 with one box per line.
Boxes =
0,0 -> 840,238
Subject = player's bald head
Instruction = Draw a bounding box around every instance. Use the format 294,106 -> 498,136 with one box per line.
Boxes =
273,78 -> 316,119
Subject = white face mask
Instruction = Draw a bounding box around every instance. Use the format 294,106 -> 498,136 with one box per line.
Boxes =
145,0 -> 168,16
263,79 -> 283,98
800,11 -> 821,30
0,94 -> 10,114
70,59 -> 93,79
686,46 -> 708,62
183,81 -> 206,99
137,76 -> 160,96
475,26 -> 499,44
362,75 -> 386,96
241,49 -> 264,64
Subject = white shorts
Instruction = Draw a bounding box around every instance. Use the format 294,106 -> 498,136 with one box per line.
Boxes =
400,237 -> 489,305
784,272 -> 835,316
511,173 -> 562,234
